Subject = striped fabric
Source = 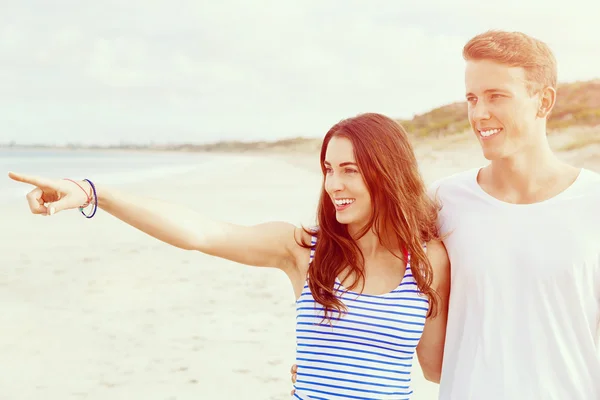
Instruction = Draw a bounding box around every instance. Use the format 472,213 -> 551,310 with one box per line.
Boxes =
292,235 -> 428,400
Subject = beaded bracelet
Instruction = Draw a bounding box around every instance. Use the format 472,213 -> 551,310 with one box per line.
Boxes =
79,179 -> 98,219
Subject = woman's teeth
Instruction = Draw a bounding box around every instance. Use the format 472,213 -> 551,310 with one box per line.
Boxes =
334,198 -> 355,206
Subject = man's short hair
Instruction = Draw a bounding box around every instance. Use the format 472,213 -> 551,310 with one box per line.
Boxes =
463,30 -> 557,95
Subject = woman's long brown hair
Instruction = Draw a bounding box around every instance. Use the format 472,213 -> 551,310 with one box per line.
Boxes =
301,113 -> 442,322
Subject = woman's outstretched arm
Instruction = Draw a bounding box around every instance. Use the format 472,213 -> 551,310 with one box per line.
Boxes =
96,184 -> 303,269
8,172 -> 308,273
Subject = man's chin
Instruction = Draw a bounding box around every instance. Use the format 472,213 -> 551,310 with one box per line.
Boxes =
478,145 -> 505,161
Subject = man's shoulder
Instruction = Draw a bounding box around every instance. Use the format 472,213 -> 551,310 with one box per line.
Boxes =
427,167 -> 481,199
577,168 -> 600,195
581,168 -> 600,182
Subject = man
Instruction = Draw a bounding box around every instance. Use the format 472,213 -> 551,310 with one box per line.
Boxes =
292,30 -> 600,399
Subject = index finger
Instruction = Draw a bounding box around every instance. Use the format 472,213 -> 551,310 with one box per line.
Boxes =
8,172 -> 54,188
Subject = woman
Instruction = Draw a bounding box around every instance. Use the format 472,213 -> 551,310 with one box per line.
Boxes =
8,112 -> 449,399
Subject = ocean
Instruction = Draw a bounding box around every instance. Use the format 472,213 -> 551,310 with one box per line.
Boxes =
0,148 -> 213,204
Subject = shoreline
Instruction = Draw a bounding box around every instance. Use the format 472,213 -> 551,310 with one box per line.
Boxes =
2,123 -> 597,154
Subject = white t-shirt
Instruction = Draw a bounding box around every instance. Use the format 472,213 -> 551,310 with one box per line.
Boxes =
429,167 -> 600,400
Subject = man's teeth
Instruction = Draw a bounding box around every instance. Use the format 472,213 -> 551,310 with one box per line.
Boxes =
334,199 -> 355,205
480,128 -> 502,137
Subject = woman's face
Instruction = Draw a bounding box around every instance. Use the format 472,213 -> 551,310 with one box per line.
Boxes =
323,136 -> 372,230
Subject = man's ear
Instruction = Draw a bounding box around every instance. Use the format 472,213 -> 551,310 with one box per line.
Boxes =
537,86 -> 557,119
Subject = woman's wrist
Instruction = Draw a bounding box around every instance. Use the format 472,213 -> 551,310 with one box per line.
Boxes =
77,179 -> 99,218
80,180 -> 94,204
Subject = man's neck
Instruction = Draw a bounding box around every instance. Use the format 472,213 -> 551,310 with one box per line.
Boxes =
481,141 -> 579,204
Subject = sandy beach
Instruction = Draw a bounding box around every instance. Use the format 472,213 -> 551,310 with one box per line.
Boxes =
1,136 -> 598,400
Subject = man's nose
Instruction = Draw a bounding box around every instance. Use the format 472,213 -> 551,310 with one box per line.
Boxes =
471,100 -> 491,122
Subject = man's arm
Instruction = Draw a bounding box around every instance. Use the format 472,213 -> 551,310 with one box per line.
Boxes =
416,239 -> 451,383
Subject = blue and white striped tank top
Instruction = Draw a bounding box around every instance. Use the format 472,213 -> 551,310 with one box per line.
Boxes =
293,235 -> 428,400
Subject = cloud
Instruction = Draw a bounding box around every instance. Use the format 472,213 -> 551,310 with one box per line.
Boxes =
1,0 -> 598,145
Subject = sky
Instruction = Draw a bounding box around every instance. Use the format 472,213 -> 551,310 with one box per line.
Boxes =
2,0 -> 599,146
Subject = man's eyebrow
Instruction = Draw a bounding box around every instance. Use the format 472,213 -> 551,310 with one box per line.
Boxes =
466,88 -> 510,97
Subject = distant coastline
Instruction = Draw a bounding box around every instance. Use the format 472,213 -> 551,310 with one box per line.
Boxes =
2,124 -> 597,155
3,78 -> 598,154
0,137 -> 323,154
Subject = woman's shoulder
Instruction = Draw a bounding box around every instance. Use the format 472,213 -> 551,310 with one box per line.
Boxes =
295,225 -> 319,243
290,225 -> 319,273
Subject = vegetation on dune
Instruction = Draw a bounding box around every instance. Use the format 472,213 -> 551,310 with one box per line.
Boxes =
181,79 -> 599,152
397,79 -> 600,137
3,80 -> 598,153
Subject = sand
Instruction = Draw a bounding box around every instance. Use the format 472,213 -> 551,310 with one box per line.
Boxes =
1,138 -> 598,400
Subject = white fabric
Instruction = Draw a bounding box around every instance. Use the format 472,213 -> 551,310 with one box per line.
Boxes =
430,167 -> 600,400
